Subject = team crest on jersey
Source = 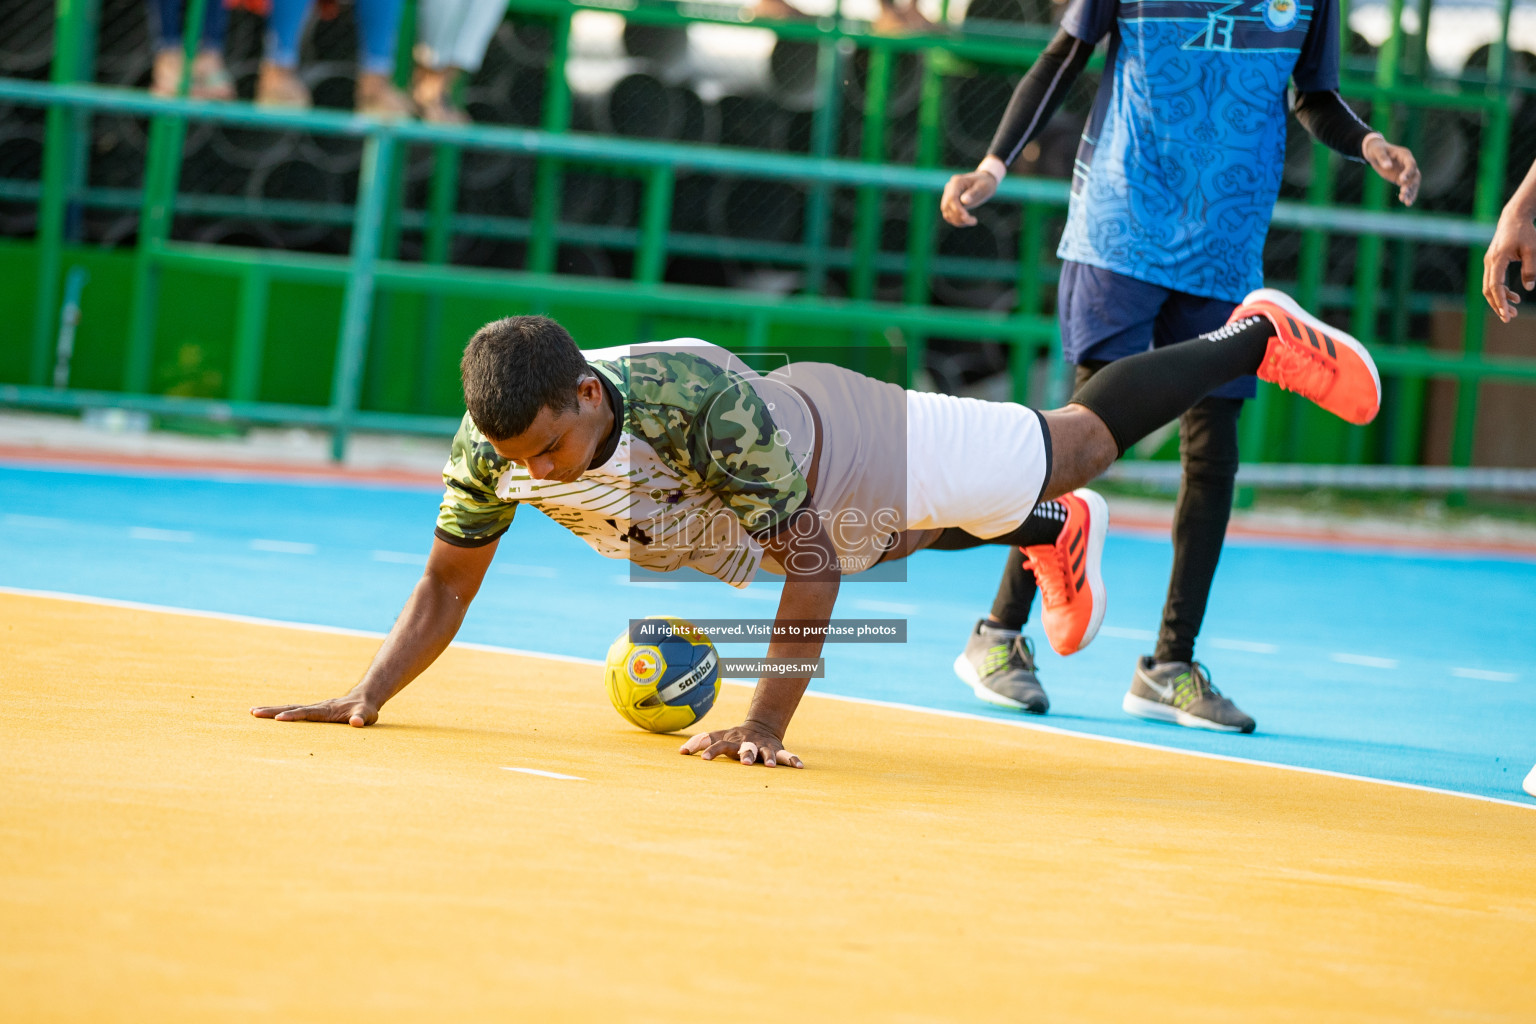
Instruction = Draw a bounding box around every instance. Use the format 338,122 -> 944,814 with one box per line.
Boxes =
1262,0 -> 1299,31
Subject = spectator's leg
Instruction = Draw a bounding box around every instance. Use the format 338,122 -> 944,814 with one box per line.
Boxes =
355,0 -> 416,116
147,0 -> 184,95
415,0 -> 463,71
258,0 -> 314,107
146,0 -> 180,51
356,0 -> 405,75
264,0 -> 311,70
414,0 -> 500,122
450,0 -> 507,73
191,0 -> 232,99
198,0 -> 228,49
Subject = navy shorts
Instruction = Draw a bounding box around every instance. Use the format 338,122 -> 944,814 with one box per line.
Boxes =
1057,261 -> 1257,400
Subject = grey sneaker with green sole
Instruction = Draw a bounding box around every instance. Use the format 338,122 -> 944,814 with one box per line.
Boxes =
1123,656 -> 1256,733
953,620 -> 1049,714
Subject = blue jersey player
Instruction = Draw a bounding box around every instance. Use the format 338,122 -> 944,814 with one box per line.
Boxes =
940,0 -> 1420,732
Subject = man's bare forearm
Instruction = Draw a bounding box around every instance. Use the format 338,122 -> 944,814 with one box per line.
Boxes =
747,506 -> 842,740
1506,159 -> 1536,221
351,536 -> 497,708
352,571 -> 477,707
251,537 -> 496,726
745,575 -> 840,739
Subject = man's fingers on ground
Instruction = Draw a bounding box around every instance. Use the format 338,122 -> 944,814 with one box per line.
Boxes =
274,705 -> 338,722
250,705 -> 302,718
680,732 -> 717,755
702,739 -> 738,761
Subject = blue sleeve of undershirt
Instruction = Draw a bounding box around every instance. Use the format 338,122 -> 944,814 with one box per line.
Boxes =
1293,0 -> 1342,92
1058,0 -> 1118,45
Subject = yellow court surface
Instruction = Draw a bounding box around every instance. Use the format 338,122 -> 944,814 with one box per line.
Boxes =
4,590 -> 1534,1022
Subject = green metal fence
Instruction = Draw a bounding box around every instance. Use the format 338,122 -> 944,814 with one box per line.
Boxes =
2,0 -> 1533,466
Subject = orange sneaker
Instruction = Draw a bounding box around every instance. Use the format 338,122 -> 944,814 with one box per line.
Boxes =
1230,288 -> 1381,425
1022,487 -> 1107,656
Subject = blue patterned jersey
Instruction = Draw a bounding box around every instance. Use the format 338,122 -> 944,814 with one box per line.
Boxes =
1056,0 -> 1340,301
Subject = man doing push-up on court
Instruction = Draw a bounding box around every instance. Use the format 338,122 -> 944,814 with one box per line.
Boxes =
253,288 -> 1380,768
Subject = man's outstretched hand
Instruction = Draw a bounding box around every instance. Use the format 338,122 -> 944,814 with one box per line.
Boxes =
680,721 -> 803,768
1484,207 -> 1536,323
1363,135 -> 1421,207
940,170 -> 1000,227
251,694 -> 378,727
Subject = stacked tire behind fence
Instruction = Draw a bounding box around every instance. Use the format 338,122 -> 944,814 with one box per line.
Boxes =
2,0 -> 1521,386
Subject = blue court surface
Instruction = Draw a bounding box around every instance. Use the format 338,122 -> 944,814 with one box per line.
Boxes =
4,459 -> 1534,804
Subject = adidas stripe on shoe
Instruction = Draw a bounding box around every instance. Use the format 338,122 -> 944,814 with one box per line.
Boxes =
1229,287 -> 1382,425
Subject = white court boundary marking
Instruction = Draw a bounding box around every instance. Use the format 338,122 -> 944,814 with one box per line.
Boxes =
5,584 -> 1533,814
502,766 -> 586,781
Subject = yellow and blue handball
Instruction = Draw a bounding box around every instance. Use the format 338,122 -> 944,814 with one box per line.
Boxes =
603,616 -> 721,733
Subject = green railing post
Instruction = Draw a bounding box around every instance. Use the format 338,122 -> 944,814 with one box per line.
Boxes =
415,139 -> 462,412
176,0 -> 207,96
31,0 -> 93,386
529,11 -> 573,274
901,49 -> 944,386
123,118 -> 183,392
745,312 -> 770,352
851,44 -> 892,300
330,131 -> 397,460
1451,0 -> 1514,473
1345,0 -> 1404,464
123,0 -> 209,394
368,0 -> 417,413
230,267 -> 270,402
1010,201 -> 1046,403
1289,143 -> 1336,461
801,39 -> 844,296
635,164 -> 674,284
1384,0 -> 1435,465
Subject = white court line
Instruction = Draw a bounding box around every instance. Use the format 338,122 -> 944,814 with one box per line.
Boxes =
1453,667 -> 1520,683
0,584 -> 602,664
783,687 -> 1536,813
129,526 -> 194,543
1331,653 -> 1400,669
1209,638 -> 1280,654
3,585 -> 1532,813
3,514 -> 67,529
501,766 -> 586,781
1099,626 -> 1158,641
250,539 -> 317,555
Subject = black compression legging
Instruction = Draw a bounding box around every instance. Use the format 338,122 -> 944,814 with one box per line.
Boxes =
926,502 -> 1069,630
982,363 -> 1243,656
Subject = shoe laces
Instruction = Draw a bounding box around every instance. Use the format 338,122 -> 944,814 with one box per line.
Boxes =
982,634 -> 1036,676
1178,662 -> 1222,700
1264,342 -> 1335,398
1025,545 -> 1071,609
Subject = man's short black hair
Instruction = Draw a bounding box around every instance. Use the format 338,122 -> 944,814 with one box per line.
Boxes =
460,315 -> 590,441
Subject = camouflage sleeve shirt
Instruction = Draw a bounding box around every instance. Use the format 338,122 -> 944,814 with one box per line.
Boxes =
617,347 -> 809,533
434,342 -> 809,584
